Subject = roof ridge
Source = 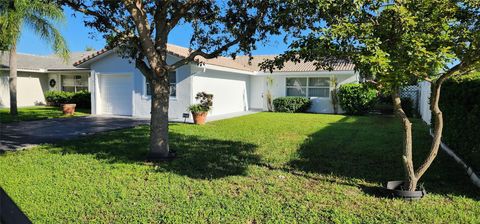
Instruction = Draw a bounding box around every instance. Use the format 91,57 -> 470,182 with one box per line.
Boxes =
165,43 -> 255,70
235,54 -> 279,58
16,53 -> 53,58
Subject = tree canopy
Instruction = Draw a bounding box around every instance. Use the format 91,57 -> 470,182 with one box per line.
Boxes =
262,0 -> 480,91
0,0 -> 69,60
261,0 -> 480,191
60,0 -> 294,76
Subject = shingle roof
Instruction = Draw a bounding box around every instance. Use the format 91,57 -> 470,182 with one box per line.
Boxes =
73,44 -> 254,71
0,51 -> 94,71
73,44 -> 355,73
233,55 -> 355,72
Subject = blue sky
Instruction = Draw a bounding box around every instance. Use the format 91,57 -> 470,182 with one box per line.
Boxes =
17,8 -> 290,56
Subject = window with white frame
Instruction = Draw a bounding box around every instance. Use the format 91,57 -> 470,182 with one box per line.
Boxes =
61,75 -> 88,92
286,77 -> 330,97
146,71 -> 176,97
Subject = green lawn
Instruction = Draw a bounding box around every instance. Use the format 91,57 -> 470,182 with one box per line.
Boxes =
0,106 -> 90,123
0,113 -> 478,223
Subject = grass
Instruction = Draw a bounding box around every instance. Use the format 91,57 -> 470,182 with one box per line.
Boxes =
0,113 -> 478,223
0,106 -> 90,123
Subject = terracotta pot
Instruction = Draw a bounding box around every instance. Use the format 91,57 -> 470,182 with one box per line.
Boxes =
192,112 -> 208,125
61,104 -> 76,115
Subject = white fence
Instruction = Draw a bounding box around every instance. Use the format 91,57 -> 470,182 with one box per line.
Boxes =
400,83 -> 431,124
417,81 -> 432,125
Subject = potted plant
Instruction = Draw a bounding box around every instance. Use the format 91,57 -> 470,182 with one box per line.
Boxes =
188,92 -> 213,125
61,103 -> 77,116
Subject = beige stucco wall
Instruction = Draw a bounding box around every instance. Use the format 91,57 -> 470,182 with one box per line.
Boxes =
0,71 -> 49,107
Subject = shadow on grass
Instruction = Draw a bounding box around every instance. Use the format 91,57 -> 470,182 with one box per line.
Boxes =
51,124 -> 259,179
289,116 -> 479,200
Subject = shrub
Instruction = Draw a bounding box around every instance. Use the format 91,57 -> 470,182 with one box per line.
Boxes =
45,90 -> 91,108
438,72 -> 480,172
188,92 -> 213,113
374,94 -> 394,114
273,96 -> 311,113
45,91 -> 73,106
337,83 -> 377,115
71,90 -> 91,108
401,97 -> 416,118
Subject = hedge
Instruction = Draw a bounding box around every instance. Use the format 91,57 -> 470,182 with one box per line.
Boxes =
401,97 -> 416,118
273,96 -> 311,113
45,90 -> 91,108
439,72 -> 480,172
337,83 -> 378,115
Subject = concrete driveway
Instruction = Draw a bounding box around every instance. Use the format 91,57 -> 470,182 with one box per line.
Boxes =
0,116 -> 149,151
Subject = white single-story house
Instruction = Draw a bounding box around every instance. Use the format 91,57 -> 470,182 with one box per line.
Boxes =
0,52 -> 94,107
1,44 -> 358,119
73,44 -> 358,119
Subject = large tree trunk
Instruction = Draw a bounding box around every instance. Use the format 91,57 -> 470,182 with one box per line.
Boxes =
9,44 -> 18,116
146,76 -> 171,160
392,90 -> 417,191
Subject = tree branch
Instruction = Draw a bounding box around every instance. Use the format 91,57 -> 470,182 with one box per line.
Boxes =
61,1 -> 123,34
415,61 -> 475,180
392,89 -> 416,190
168,39 -> 240,70
123,0 -> 164,70
154,0 -> 170,47
135,56 -> 154,81
167,0 -> 196,32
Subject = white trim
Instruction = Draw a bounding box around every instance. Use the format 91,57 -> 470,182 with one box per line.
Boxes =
199,63 -> 356,77
0,68 -> 90,73
189,71 -> 198,105
200,64 -> 254,75
75,50 -> 115,68
94,72 -> 101,114
90,70 -> 96,114
59,74 -> 89,92
285,76 -> 330,99
256,70 -> 355,76
0,68 -> 46,73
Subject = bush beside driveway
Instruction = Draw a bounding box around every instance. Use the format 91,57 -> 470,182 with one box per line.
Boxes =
0,113 -> 478,223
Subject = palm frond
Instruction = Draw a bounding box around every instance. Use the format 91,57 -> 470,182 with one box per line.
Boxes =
28,0 -> 66,24
0,1 -> 22,49
0,0 -> 69,59
24,9 -> 69,61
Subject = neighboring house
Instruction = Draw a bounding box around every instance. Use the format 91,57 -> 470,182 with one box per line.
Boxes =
0,52 -> 93,107
74,44 -> 358,119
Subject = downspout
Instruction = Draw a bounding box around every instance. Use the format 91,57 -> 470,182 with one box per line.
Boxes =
190,64 -> 204,106
89,70 -> 96,114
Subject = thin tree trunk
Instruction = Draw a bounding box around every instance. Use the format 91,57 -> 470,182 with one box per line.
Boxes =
415,81 -> 445,180
147,77 -> 171,160
266,91 -> 273,112
392,90 -> 417,191
9,44 -> 18,116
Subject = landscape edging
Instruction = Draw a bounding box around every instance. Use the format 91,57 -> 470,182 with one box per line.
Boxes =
431,129 -> 480,188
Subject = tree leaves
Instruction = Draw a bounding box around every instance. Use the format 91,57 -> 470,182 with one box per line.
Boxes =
262,0 -> 480,93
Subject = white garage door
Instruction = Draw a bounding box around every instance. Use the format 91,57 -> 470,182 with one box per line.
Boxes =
99,74 -> 133,116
